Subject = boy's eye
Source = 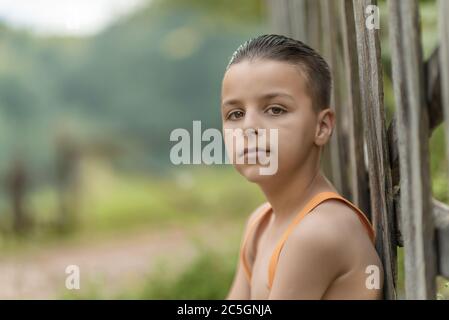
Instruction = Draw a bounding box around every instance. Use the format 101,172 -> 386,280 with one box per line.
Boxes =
227,110 -> 245,120
266,105 -> 286,116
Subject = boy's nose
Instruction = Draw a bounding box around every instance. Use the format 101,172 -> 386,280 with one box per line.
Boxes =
241,109 -> 263,134
244,127 -> 258,137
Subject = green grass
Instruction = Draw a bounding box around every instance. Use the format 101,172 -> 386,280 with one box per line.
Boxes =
61,244 -> 238,300
132,247 -> 236,299
37,165 -> 264,233
0,165 -> 264,254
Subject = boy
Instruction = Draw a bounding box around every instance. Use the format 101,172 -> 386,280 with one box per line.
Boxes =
222,34 -> 384,300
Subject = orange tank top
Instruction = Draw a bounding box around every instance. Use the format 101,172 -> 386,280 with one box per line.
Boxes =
239,191 -> 376,290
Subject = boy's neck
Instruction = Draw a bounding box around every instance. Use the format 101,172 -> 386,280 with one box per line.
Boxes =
258,167 -> 335,227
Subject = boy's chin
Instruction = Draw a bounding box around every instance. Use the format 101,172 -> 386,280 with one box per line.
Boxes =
236,165 -> 276,183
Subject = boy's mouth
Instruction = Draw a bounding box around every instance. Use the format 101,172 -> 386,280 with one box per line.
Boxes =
240,147 -> 270,157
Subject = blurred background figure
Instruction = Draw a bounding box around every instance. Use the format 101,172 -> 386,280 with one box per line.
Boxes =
6,156 -> 30,235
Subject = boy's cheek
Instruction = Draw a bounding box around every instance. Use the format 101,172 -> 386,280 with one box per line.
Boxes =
276,133 -> 308,163
222,135 -> 245,164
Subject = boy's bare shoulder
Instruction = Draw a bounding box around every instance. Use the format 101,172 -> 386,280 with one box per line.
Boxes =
240,202 -> 271,261
285,199 -> 374,257
307,199 -> 369,234
271,199 -> 383,299
245,202 -> 271,227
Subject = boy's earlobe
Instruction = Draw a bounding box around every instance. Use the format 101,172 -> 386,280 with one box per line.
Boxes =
315,127 -> 328,146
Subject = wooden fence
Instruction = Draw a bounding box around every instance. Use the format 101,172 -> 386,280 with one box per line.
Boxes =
266,0 -> 449,299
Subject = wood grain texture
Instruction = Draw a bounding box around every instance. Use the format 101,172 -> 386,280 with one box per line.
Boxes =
388,0 -> 437,299
353,0 -> 397,300
341,0 -> 372,219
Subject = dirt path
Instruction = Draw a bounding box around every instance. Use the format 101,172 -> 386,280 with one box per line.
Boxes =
0,221 -> 240,299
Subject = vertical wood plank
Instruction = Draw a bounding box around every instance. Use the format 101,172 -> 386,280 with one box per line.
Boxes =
266,0 -> 308,42
388,0 -> 437,299
352,0 -> 397,299
340,0 -> 372,218
329,0 -> 355,201
303,0 -> 335,186
438,0 -> 449,284
266,0 -> 292,36
320,0 -> 345,195
289,0 -> 308,41
439,0 -> 449,200
305,0 -> 322,50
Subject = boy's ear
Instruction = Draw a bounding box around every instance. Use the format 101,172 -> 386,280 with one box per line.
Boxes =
314,108 -> 335,146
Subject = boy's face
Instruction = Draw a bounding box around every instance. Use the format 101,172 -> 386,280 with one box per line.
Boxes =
221,59 -> 333,182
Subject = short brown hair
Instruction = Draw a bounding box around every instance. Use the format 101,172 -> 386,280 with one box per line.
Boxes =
226,34 -> 332,112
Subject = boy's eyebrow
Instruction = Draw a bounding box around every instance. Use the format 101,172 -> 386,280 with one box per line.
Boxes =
221,92 -> 294,108
261,92 -> 295,101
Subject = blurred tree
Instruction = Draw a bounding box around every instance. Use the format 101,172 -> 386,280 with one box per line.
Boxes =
55,130 -> 81,232
6,156 -> 31,234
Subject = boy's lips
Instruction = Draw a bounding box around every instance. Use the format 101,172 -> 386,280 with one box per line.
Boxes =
240,147 -> 270,157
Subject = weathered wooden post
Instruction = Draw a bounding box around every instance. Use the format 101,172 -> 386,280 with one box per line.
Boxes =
352,0 -> 397,299
388,0 -> 437,299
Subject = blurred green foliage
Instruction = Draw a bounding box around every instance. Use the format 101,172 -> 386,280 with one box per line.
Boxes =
62,245 -> 238,300
0,0 -> 267,176
0,165 -> 264,252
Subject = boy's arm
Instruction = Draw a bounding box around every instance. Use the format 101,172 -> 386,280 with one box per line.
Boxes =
267,210 -> 350,300
225,254 -> 250,300
226,203 -> 268,300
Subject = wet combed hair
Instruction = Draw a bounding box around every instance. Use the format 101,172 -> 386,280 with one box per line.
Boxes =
226,34 -> 332,112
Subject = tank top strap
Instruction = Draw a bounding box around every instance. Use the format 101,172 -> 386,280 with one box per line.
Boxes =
240,203 -> 273,283
267,191 -> 376,289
